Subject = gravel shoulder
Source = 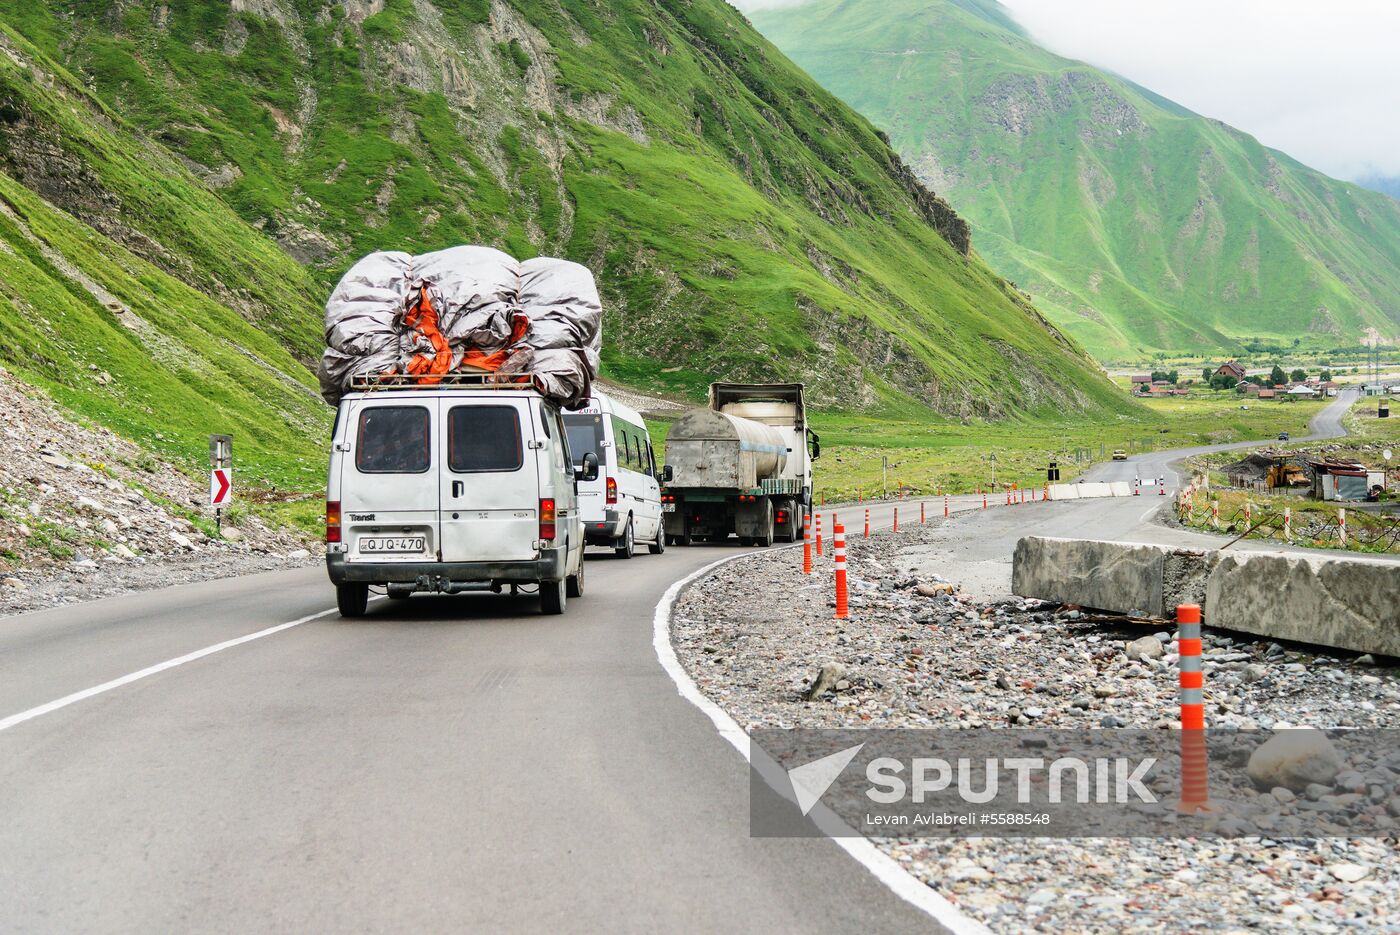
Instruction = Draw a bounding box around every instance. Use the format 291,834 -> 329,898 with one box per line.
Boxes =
670,519 -> 1400,933
0,369 -> 320,617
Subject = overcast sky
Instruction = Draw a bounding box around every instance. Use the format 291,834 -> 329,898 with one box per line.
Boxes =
732,1 -> 1400,181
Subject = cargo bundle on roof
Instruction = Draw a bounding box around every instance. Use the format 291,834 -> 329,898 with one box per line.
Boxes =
317,245 -> 602,407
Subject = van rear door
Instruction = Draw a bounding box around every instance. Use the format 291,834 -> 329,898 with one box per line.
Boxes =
339,398 -> 439,563
438,397 -> 540,563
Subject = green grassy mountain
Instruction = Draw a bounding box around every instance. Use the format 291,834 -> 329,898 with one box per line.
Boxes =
0,0 -> 1131,433
749,0 -> 1400,363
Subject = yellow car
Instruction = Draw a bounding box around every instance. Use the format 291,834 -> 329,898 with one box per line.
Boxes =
1112,449 -> 1128,461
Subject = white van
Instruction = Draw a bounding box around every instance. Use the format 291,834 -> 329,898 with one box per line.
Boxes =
325,379 -> 597,616
563,393 -> 664,557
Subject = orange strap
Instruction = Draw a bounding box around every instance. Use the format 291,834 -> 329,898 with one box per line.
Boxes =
403,288 -> 452,384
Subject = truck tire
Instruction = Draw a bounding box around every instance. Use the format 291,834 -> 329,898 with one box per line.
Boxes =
757,518 -> 773,548
738,536 -> 753,546
566,556 -> 585,598
540,577 -> 566,615
336,583 -> 368,618
614,518 -> 635,559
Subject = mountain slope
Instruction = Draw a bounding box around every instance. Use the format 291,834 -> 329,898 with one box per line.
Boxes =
749,0 -> 1400,363
0,25 -> 329,491
0,0 -> 1130,420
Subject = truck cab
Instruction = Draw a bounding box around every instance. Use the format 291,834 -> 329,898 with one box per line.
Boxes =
325,378 -> 594,616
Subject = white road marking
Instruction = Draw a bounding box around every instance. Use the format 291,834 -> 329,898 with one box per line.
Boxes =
652,548 -> 991,935
0,601 -> 379,733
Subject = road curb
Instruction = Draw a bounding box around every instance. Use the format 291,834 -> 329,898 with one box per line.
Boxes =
651,543 -> 991,935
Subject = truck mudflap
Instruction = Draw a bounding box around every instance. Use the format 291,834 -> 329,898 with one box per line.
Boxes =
327,546 -> 566,586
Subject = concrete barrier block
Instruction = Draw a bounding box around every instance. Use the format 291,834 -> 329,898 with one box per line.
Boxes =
1077,482 -> 1112,499
1109,481 -> 1133,497
1047,484 -> 1080,501
1206,553 -> 1400,656
1012,536 -> 1168,617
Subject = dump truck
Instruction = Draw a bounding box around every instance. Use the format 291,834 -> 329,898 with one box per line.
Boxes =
661,383 -> 818,546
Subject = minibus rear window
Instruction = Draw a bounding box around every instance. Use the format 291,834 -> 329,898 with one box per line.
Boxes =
448,406 -> 523,473
356,406 -> 431,474
563,413 -> 605,467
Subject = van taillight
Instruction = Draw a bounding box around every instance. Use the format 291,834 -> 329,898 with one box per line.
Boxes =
326,500 -> 341,543
540,498 -> 557,541
605,477 -> 617,505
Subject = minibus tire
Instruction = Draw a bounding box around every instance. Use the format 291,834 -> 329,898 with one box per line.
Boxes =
566,558 -> 585,598
337,583 -> 369,618
540,577 -> 566,615
648,532 -> 665,555
615,519 -> 635,559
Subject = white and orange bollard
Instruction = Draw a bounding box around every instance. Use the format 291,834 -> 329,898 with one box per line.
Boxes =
802,513 -> 813,575
1283,507 -> 1292,542
944,494 -> 949,518
1211,500 -> 1220,529
833,522 -> 849,620
920,501 -> 926,524
1339,508 -> 1347,547
893,506 -> 899,533
1159,476 -> 1166,496
815,512 -> 823,557
1134,477 -> 1140,496
864,508 -> 870,539
1176,603 -> 1211,814
982,492 -> 988,510
1243,500 -> 1252,529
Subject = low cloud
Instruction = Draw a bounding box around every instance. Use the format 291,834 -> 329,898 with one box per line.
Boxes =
999,0 -> 1400,180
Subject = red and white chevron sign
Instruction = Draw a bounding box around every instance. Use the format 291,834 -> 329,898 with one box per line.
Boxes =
209,468 -> 232,507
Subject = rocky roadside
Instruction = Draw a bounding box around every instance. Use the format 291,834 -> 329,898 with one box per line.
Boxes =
671,520 -> 1400,933
0,370 -> 320,617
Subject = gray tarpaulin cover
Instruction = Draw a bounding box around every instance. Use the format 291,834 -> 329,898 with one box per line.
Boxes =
318,246 -> 602,406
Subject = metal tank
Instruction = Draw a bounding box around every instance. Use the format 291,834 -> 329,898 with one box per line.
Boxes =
665,409 -> 788,490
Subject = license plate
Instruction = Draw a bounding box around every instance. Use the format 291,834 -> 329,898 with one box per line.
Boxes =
662,503 -> 677,513
359,536 -> 425,553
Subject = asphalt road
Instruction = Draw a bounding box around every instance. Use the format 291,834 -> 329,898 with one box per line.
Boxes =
0,503 -> 947,935
0,390 -> 1382,932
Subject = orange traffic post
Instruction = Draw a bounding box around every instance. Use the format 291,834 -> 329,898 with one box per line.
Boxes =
864,508 -> 870,539
1175,603 -> 1211,814
802,513 -> 813,575
858,487 -> 862,503
982,492 -> 988,510
815,512 -> 823,557
833,522 -> 849,620
1159,476 -> 1166,496
893,507 -> 899,533
920,501 -> 926,524
944,494 -> 949,519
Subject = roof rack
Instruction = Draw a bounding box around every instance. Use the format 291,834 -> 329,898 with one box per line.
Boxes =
348,372 -> 541,393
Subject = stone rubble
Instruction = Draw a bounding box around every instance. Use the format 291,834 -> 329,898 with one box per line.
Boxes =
671,519 -> 1400,933
0,370 -> 320,616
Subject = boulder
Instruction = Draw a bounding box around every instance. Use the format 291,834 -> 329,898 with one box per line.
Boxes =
1125,635 -> 1164,662
1246,729 -> 1343,792
805,662 -> 846,700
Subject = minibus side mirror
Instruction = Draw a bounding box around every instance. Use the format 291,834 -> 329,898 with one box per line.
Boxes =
577,452 -> 600,482
660,464 -> 673,483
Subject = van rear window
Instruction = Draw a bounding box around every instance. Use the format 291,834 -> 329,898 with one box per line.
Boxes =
449,406 -> 523,472
563,413 -> 605,467
356,406 -> 430,474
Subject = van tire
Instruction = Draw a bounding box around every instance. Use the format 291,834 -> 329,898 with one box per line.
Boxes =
566,557 -> 585,598
540,577 -> 566,615
648,531 -> 665,555
337,583 -> 369,618
614,519 -> 635,559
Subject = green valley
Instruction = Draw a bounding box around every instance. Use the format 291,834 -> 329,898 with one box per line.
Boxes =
749,0 -> 1400,364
